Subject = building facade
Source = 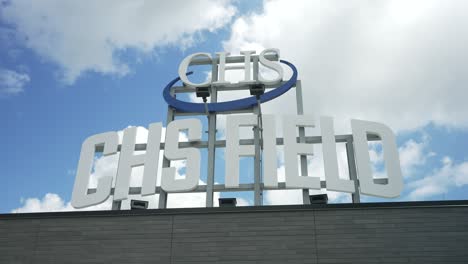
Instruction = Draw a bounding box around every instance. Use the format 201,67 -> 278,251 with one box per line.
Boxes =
2,201 -> 468,264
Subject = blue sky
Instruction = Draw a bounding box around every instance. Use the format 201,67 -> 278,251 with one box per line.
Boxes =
2,0 -> 468,213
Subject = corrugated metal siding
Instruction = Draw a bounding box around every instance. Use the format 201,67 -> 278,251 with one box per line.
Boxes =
1,203 -> 468,264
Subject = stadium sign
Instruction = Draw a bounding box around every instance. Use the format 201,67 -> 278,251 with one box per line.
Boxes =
71,49 -> 403,209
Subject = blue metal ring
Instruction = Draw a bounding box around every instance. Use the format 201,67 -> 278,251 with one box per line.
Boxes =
163,60 -> 297,113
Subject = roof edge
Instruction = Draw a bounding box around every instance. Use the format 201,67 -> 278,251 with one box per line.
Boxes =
2,200 -> 468,220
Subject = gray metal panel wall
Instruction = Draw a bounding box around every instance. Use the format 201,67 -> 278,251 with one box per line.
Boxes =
1,202 -> 468,264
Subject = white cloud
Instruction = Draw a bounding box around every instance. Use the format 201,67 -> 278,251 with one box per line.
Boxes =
264,189 -> 303,205
364,135 -> 435,184
0,68 -> 30,96
16,125 -> 460,212
88,126 -> 188,189
11,188 -> 250,213
222,0 -> 468,132
263,133 -> 456,204
11,124 -> 252,213
264,141 -> 352,205
407,156 -> 468,200
11,193 -> 112,213
86,123 -> 249,209
1,0 -> 236,84
346,134 -> 468,201
398,135 -> 435,177
15,122 -> 467,213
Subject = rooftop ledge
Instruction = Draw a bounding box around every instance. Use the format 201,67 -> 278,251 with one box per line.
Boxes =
2,200 -> 468,220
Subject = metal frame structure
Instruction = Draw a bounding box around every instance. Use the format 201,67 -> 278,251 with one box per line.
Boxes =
96,54 -> 385,210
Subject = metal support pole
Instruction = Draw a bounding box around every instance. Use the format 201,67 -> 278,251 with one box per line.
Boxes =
252,56 -> 263,206
253,105 -> 263,206
206,63 -> 218,207
346,139 -> 360,203
295,80 -> 311,204
111,200 -> 121,210
159,91 -> 176,209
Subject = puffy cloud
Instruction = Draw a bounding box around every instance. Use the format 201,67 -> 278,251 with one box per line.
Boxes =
0,68 -> 29,96
1,0 -> 236,84
264,142 -> 352,205
14,121 -> 467,213
263,133 -> 453,204
264,189 -> 303,205
11,193 -> 112,213
11,189 -> 250,213
87,125 -> 250,209
222,0 -> 468,132
407,157 -> 468,200
398,135 -> 435,177
88,126 -> 188,194
350,133 -> 468,201
11,124 -> 250,213
367,135 -> 435,181
207,0 -> 468,202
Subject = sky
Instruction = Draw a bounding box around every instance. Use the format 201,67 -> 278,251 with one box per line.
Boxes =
1,0 -> 468,213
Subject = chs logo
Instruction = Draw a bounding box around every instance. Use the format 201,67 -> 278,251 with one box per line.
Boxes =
71,49 -> 403,209
164,48 -> 297,113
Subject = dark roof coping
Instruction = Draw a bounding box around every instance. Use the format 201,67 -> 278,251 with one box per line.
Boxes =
2,200 -> 468,220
